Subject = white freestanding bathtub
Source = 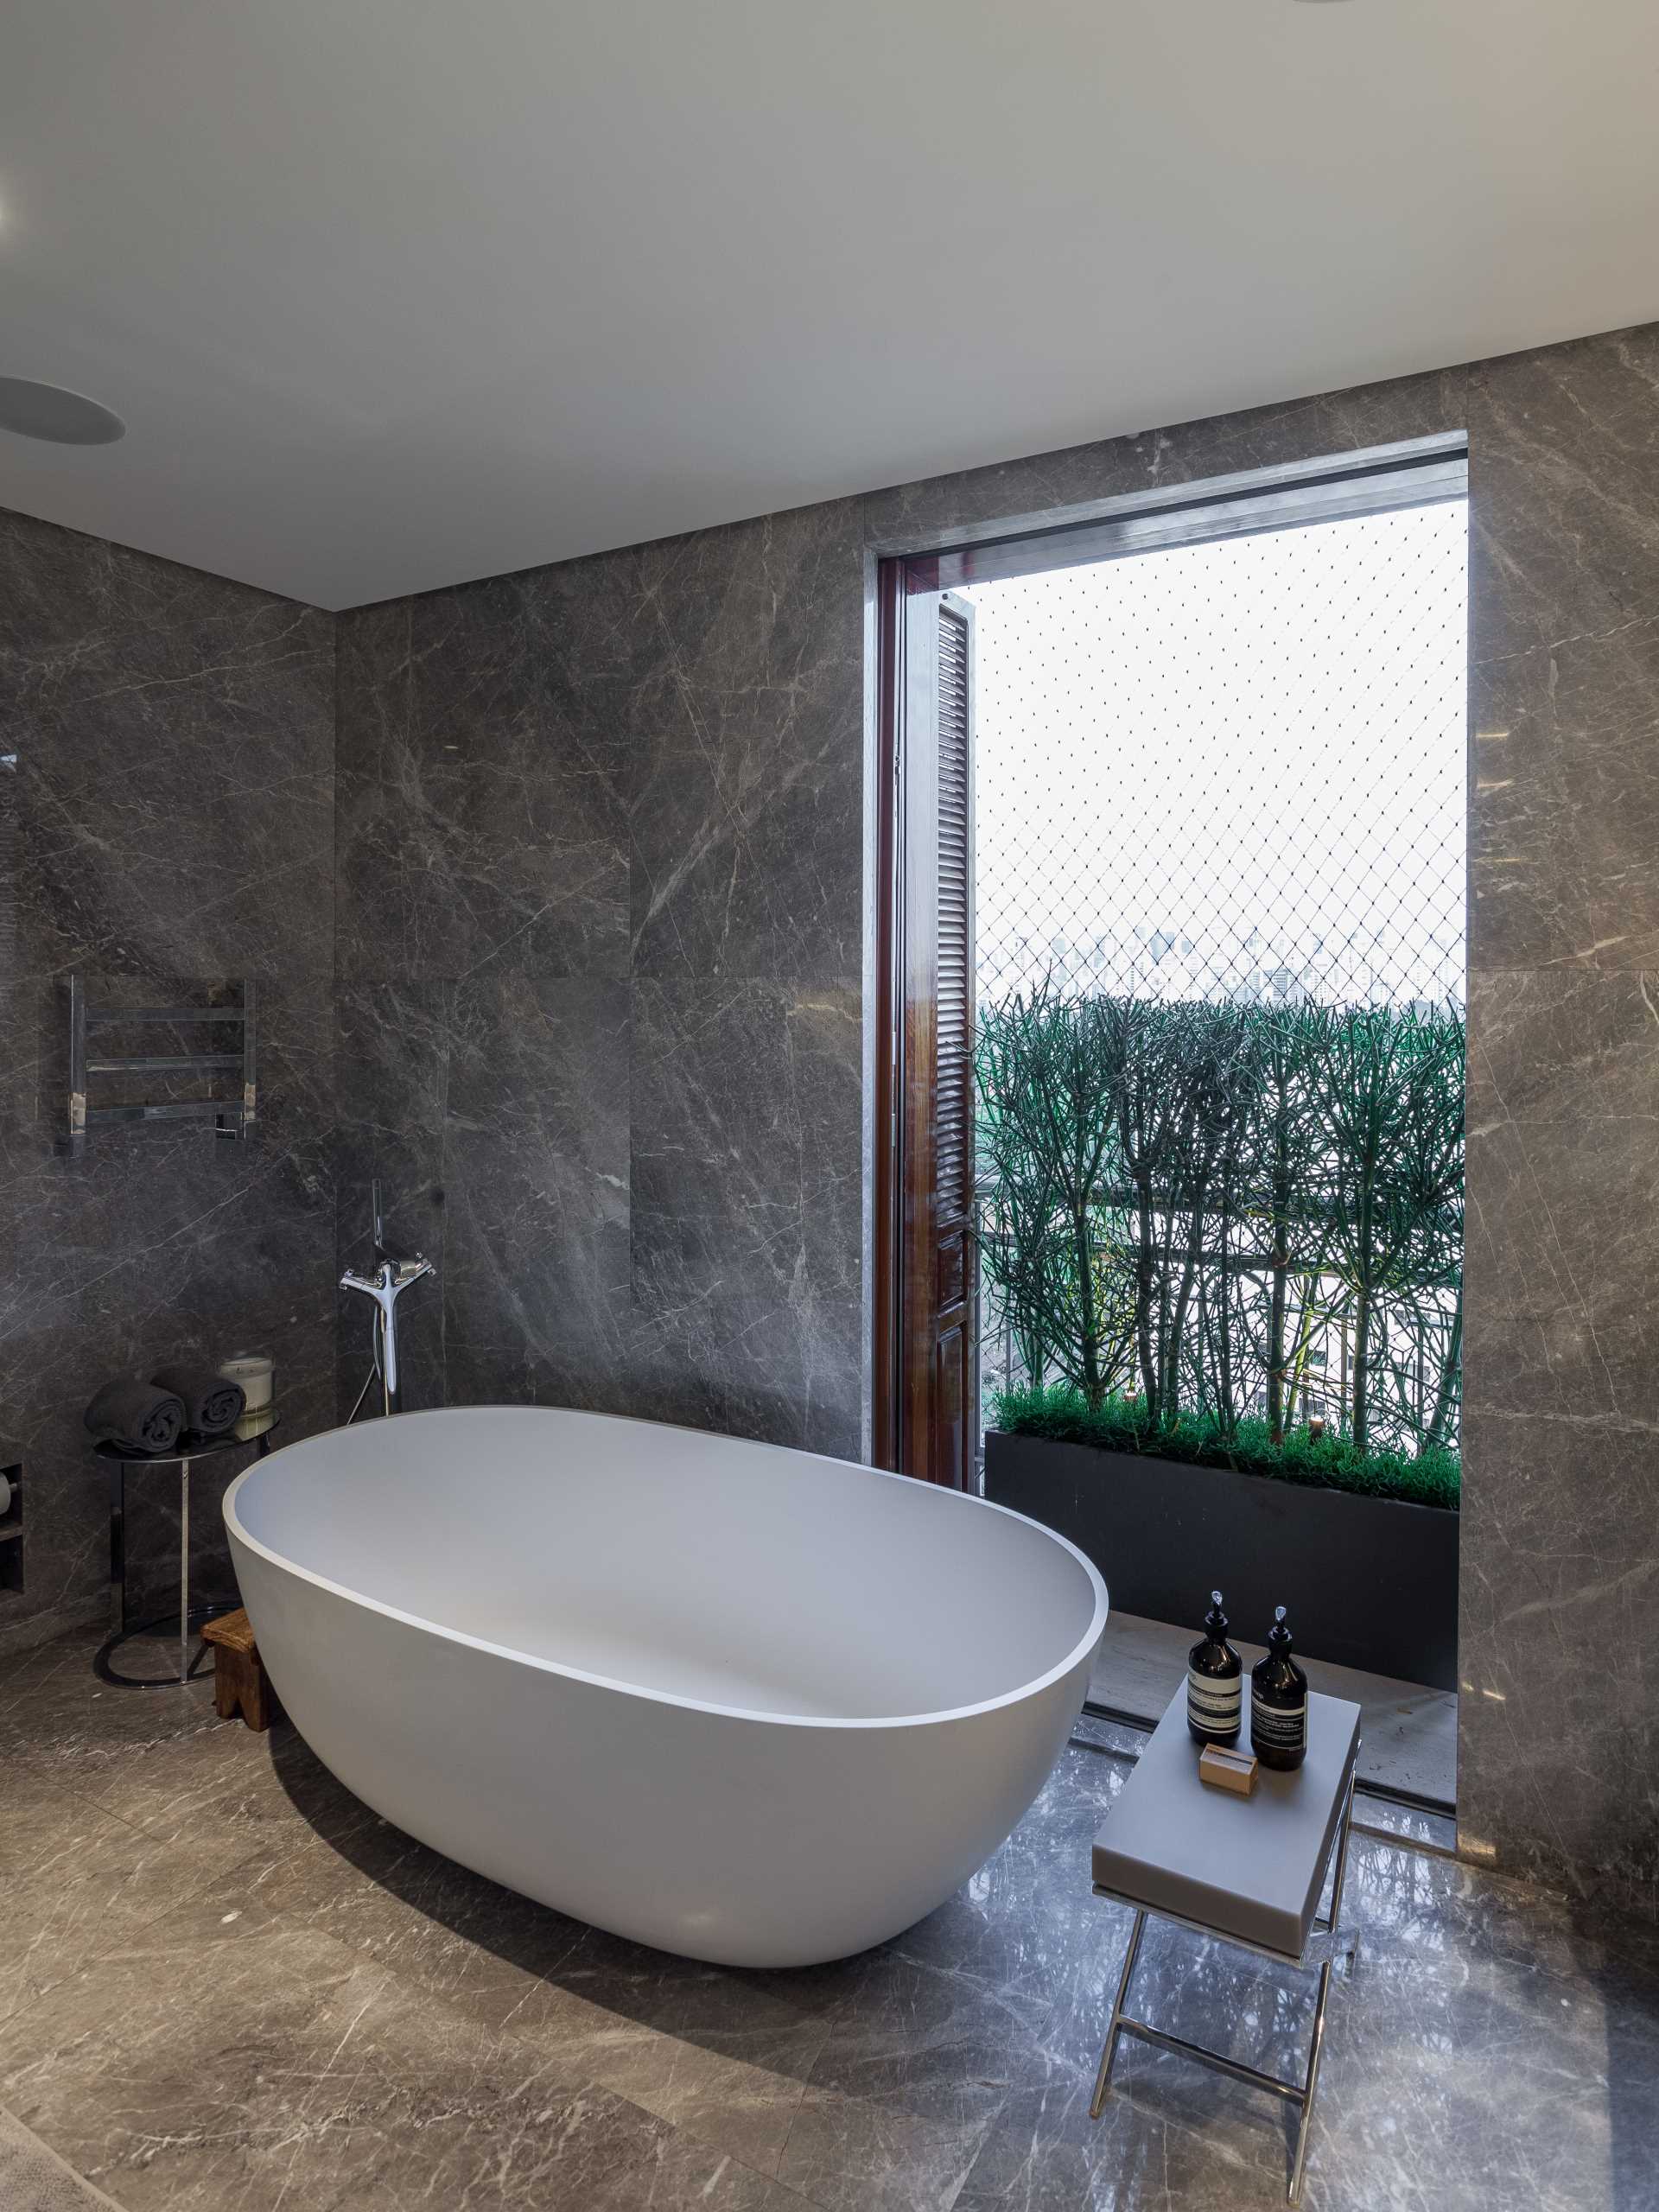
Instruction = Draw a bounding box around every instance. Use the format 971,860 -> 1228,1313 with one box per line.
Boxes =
224,1406 -> 1107,1967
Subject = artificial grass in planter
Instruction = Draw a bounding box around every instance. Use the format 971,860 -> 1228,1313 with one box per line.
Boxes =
990,1382 -> 1461,1513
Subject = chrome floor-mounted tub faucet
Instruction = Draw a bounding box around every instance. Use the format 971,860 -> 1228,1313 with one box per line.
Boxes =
341,1180 -> 435,1418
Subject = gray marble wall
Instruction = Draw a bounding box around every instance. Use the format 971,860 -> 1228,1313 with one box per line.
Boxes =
333,508 -> 867,1452
0,507 -> 337,1655
338,323 -> 1659,1920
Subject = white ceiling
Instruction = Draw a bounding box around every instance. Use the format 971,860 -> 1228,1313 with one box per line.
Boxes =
2,1 -> 1656,610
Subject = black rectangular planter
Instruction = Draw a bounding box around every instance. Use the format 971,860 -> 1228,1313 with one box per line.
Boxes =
984,1431 -> 1459,1692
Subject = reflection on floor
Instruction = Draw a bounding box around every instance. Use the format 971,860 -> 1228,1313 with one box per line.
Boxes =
3,1628 -> 1656,2212
1090,1611 -> 1459,1807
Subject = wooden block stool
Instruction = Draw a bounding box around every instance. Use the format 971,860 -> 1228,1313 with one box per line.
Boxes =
200,1607 -> 280,1732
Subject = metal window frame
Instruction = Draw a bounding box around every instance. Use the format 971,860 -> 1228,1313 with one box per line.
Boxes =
871,430 -> 1468,586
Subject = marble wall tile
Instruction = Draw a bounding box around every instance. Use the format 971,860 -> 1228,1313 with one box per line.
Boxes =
335,570 -> 630,984
335,498 -> 868,1459
1467,326 -> 1659,974
1467,330 -> 1659,664
1452,327 -> 1659,1918
0,505 -> 338,1652
1457,1407 -> 1658,1919
1460,963 -> 1659,1913
1468,648 -> 1594,974
442,974 -> 631,1409
1465,967 -> 1659,1428
0,508 -> 334,985
631,978 -> 862,1452
626,504 -> 866,983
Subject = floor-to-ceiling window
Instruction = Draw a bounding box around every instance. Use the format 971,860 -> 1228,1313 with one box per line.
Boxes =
878,446 -> 1469,1802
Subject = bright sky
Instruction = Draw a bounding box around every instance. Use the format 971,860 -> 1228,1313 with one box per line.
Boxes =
961,499 -> 1468,1011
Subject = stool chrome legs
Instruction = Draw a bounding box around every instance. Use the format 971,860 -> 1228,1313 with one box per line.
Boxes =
1088,1766 -> 1357,2206
1090,1906 -> 1147,2119
1090,1922 -> 1336,2205
1315,1765 -> 1360,1974
1289,1958 -> 1333,2206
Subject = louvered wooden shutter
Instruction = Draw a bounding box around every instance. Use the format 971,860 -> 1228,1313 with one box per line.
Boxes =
935,600 -> 974,1240
929,594 -> 976,1487
898,591 -> 977,1489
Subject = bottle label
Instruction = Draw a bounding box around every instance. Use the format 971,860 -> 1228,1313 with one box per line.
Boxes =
1187,1667 -> 1242,1737
1250,1692 -> 1307,1751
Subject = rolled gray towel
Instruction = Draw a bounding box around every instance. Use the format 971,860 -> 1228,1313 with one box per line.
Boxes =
150,1363 -> 245,1437
84,1378 -> 185,1454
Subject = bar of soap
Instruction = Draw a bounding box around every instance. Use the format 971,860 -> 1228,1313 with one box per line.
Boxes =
1198,1743 -> 1258,1796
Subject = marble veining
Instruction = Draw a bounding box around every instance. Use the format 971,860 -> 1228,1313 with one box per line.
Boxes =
3,1630 -> 1657,2212
623,504 -> 866,982
631,976 -> 862,1451
335,574 -> 631,987
0,509 -> 338,1656
333,499 -> 867,1452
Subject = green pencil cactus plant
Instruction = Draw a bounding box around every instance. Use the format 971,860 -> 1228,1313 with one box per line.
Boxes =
975,982 -> 1464,1506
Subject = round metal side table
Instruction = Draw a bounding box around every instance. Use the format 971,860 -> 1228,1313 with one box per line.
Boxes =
94,1419 -> 279,1688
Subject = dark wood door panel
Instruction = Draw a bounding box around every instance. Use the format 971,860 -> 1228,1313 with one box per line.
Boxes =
875,565 -> 977,1490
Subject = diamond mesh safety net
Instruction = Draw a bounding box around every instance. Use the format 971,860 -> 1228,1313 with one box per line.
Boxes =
963,498 -> 1467,1460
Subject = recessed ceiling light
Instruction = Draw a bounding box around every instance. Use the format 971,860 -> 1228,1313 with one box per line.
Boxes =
0,376 -> 126,445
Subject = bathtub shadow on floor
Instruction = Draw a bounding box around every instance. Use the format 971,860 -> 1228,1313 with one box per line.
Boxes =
259,1698 -> 1147,2208
264,1717 -> 890,2086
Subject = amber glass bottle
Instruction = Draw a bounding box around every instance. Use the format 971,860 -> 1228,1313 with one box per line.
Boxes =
1186,1590 -> 1243,1746
1250,1606 -> 1309,1770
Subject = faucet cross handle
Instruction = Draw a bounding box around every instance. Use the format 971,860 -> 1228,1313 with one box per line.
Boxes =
340,1244 -> 435,1414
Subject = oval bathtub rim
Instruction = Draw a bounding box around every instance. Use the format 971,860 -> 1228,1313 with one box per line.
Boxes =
222,1402 -> 1109,1735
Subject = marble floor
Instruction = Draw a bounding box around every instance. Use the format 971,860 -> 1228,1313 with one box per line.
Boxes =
3,1629 -> 1657,2212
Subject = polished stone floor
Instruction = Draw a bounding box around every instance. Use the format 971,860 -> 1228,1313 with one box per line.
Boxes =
3,1629 -> 1656,2212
